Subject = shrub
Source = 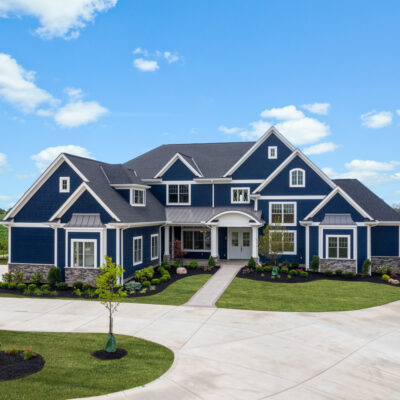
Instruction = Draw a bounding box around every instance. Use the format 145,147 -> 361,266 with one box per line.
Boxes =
174,260 -> 183,269
256,266 -> 263,272
287,274 -> 292,279
0,282 -> 8,288
57,282 -> 68,290
248,256 -> 256,268
17,283 -> 26,291
160,275 -> 169,283
13,271 -> 24,284
291,262 -> 299,268
50,291 -> 58,297
161,260 -> 171,270
7,282 -> 17,290
2,272 -> 13,283
264,266 -> 272,272
140,288 -> 148,294
73,288 -> 82,297
34,288 -> 44,296
151,278 -> 160,285
289,269 -> 298,276
73,281 -> 84,290
208,256 -> 216,267
344,272 -> 355,279
360,258 -> 371,276
382,274 -> 390,281
125,281 -> 142,292
311,255 -> 320,272
324,270 -> 333,277
300,271 -> 309,278
376,265 -> 394,275
83,284 -> 93,291
142,280 -> 151,287
134,267 -> 154,282
335,269 -> 343,276
391,272 -> 398,279
188,261 -> 198,269
281,267 -> 289,274
41,284 -> 50,291
28,283 -> 36,291
8,347 -> 18,356
84,288 -> 97,298
32,271 -> 43,286
47,266 -> 61,286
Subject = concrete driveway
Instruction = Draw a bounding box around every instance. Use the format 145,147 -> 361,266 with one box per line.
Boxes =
1,298 -> 400,399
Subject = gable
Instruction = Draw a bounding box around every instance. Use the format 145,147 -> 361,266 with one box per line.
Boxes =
14,161 -> 83,222
258,155 -> 333,196
232,132 -> 293,179
162,158 -> 196,181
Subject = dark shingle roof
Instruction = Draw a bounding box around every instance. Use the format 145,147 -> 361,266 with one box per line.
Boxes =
334,179 -> 400,222
101,164 -> 143,185
123,142 -> 255,178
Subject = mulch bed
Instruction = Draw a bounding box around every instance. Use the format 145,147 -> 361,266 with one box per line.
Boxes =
238,267 -> 398,286
91,349 -> 127,360
0,351 -> 45,382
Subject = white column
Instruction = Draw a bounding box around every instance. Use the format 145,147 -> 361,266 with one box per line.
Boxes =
211,226 -> 218,258
158,226 -> 162,262
212,183 -> 215,208
8,226 -> 11,264
54,227 -> 58,266
353,227 -> 358,268
305,225 -> 310,270
318,226 -> 323,259
252,226 -> 258,260
164,226 -> 170,258
367,225 -> 371,260
172,226 -> 175,259
116,228 -> 120,265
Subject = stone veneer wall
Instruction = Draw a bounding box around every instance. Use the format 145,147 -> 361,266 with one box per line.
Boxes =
320,259 -> 357,273
8,264 -> 53,282
65,268 -> 101,286
371,256 -> 400,273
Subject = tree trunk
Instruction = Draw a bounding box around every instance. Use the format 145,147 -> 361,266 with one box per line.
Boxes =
109,306 -> 113,335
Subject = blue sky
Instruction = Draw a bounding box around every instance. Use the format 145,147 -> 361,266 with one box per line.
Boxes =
0,0 -> 399,209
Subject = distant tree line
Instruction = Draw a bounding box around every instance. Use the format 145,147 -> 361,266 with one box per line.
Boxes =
394,204 -> 400,214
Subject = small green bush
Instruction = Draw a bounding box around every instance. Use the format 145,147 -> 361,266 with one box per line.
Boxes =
256,266 -> 263,272
287,274 -> 292,279
50,291 -> 58,297
344,272 -> 355,279
335,269 -> 343,276
159,275 -> 169,283
13,271 -> 24,284
82,284 -> 93,291
34,288 -> 44,296
84,288 -> 97,298
324,270 -> 333,277
7,282 -> 17,290
281,267 -> 289,274
32,271 -> 43,285
289,269 -> 298,276
263,266 -> 272,272
188,261 -> 198,269
125,281 -> 142,292
0,282 -> 8,289
57,282 -> 68,290
311,255 -> 320,272
28,283 -> 36,291
47,266 -> 61,286
17,283 -> 26,291
362,259 -> 371,275
382,274 -> 390,281
151,278 -> 160,285
142,280 -> 151,287
248,257 -> 256,268
161,260 -> 171,270
73,281 -> 83,290
2,272 -> 13,283
73,288 -> 82,297
376,265 -> 394,275
174,260 -> 183,268
41,284 -> 50,291
300,271 -> 309,278
208,256 -> 216,267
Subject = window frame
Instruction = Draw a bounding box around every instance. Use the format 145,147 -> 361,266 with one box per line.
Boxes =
325,235 -> 350,260
289,168 -> 306,188
231,187 -> 251,204
181,229 -> 211,252
133,236 -> 143,265
70,239 -> 97,268
130,188 -> 146,207
150,233 -> 159,260
269,230 -> 297,255
166,184 -> 191,205
268,146 -> 278,159
59,177 -> 70,193
269,202 -> 297,226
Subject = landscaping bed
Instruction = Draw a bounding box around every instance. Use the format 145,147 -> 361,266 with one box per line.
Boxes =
0,350 -> 45,382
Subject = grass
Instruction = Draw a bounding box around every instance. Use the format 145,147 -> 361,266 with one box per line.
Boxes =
216,278 -> 400,312
0,330 -> 173,400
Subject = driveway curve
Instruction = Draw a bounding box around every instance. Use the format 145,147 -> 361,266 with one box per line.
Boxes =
1,297 -> 399,399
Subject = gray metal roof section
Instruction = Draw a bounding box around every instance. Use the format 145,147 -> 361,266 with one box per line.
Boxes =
334,179 -> 400,222
166,206 -> 264,224
321,213 -> 355,225
65,213 -> 105,228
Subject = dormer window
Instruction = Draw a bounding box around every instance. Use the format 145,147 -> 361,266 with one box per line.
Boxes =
59,177 -> 70,193
290,168 -> 305,187
268,146 -> 277,159
131,188 -> 146,206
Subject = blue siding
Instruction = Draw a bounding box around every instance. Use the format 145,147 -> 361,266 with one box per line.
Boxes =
322,229 -> 354,259
218,227 -> 228,259
232,133 -> 293,179
214,183 -> 258,207
313,193 -> 364,222
67,231 -> 101,267
60,190 -> 114,224
57,228 -> 65,268
162,159 -> 195,180
192,184 -> 212,206
357,227 -> 368,273
259,155 -> 332,196
116,189 -> 130,203
107,229 -> 117,263
11,227 -> 54,264
149,185 -> 166,205
372,226 -> 399,256
309,226 -> 319,265
14,162 -> 83,222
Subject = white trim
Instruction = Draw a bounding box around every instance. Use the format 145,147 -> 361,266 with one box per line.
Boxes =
372,221 -> 400,226
4,153 -> 88,220
367,225 -> 371,260
259,195 -> 325,200
318,226 -> 323,259
325,235 -> 351,260
231,187 -> 251,204
8,226 -> 11,264
224,127 -> 295,177
181,228 -> 211,252
269,202 -> 297,227
1,222 -> 58,228
304,187 -> 373,221
205,210 -> 263,226
354,227 -> 358,267
116,228 -> 121,266
166,183 -> 191,205
251,226 -> 258,259
133,236 -> 143,265
130,188 -> 146,207
70,238 -> 97,268
107,221 -> 165,228
289,168 -> 305,188
54,227 -> 58,266
110,183 -> 150,189
49,182 -> 121,222
158,226 -> 162,261
212,183 -> 215,208
64,227 -> 104,232
305,225 -> 310,269
150,233 -> 159,260
154,153 -> 203,178
164,226 -> 170,257
268,146 -> 278,159
59,177 -> 70,193
254,149 -> 336,193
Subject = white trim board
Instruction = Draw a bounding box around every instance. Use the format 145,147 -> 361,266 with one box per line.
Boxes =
259,195 -> 325,200
154,153 -> 203,178
70,238 -> 98,269
133,236 -> 143,265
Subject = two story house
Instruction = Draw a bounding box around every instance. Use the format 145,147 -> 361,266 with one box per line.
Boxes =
2,127 -> 400,284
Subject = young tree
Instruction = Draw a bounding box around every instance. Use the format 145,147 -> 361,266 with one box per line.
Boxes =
173,239 -> 187,267
96,256 -> 127,353
258,224 -> 289,265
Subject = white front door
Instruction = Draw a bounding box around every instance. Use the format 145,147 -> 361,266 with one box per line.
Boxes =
228,228 -> 252,260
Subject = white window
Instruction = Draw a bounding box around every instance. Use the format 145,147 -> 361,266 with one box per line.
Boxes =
270,230 -> 297,255
268,146 -> 277,159
59,177 -> 70,193
167,184 -> 190,205
133,236 -> 143,265
71,239 -> 96,268
290,168 -> 305,187
231,187 -> 250,204
131,188 -> 146,206
269,202 -> 296,226
326,235 -> 350,259
151,234 -> 158,260
182,229 -> 211,251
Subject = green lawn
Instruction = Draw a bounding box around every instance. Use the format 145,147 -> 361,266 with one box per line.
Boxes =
0,330 -> 173,400
216,278 -> 400,312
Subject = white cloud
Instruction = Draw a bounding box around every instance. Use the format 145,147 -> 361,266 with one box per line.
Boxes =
218,125 -> 240,134
54,100 -> 108,128
0,53 -> 55,112
237,120 -> 272,140
65,87 -> 84,100
260,105 -> 304,120
133,58 -> 159,72
0,152 -> 7,173
31,145 -> 92,171
301,103 -> 330,115
361,110 -> 392,128
397,109 -> 400,117
164,51 -> 180,63
303,142 -> 339,155
345,159 -> 398,172
133,47 -> 148,56
0,0 -> 118,39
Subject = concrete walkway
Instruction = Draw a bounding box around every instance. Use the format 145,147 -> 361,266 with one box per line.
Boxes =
185,262 -> 243,307
1,297 -> 400,399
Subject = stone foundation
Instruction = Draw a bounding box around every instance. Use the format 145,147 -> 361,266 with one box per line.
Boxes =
371,256 -> 400,273
65,268 -> 101,286
320,259 -> 357,273
8,264 -> 53,283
